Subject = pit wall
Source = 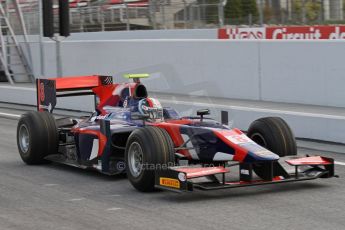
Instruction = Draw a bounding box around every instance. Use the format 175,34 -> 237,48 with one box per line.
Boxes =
24,29 -> 345,108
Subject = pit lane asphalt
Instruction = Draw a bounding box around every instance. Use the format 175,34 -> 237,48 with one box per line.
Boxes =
1,116 -> 345,230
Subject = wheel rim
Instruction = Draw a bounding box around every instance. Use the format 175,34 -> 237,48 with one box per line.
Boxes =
250,133 -> 267,148
128,142 -> 144,178
18,124 -> 30,153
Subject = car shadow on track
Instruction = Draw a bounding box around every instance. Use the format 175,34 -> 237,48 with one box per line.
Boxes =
154,182 -> 329,203
11,161 -> 128,181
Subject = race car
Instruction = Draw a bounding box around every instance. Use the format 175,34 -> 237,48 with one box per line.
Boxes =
16,74 -> 335,192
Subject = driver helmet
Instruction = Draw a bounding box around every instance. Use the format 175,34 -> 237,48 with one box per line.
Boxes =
138,98 -> 163,121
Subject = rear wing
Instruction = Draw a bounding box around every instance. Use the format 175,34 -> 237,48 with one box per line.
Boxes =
36,75 -> 113,112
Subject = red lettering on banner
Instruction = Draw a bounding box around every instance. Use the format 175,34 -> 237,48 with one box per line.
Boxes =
218,28 -> 265,39
218,26 -> 345,40
266,26 -> 345,39
218,28 -> 228,39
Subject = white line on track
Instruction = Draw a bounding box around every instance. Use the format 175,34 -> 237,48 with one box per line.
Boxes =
0,85 -> 35,91
335,161 -> 345,166
106,207 -> 122,211
43,183 -> 59,187
67,198 -> 86,202
0,112 -> 20,118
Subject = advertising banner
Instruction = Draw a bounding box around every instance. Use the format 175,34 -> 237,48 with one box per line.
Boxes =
218,26 -> 345,40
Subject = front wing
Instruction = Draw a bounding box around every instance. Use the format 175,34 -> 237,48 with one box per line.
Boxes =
155,156 -> 335,192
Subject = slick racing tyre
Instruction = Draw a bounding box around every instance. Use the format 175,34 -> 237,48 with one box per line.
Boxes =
17,111 -> 58,165
247,117 -> 297,180
125,126 -> 175,192
247,117 -> 297,157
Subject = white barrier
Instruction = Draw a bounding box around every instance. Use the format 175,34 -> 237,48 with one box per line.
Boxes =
26,37 -> 345,108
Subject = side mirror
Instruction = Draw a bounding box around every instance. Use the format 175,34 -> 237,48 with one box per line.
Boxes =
197,109 -> 210,121
197,109 -> 210,116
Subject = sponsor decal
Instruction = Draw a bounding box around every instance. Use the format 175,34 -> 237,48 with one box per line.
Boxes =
40,82 -> 45,102
218,27 -> 265,39
90,114 -> 108,122
226,134 -> 253,144
218,25 -> 345,40
159,177 -> 180,189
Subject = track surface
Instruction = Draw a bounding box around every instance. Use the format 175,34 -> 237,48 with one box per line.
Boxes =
1,117 -> 345,230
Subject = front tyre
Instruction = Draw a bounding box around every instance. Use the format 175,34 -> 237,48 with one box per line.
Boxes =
125,126 -> 175,192
17,111 -> 58,165
247,117 -> 297,180
247,117 -> 297,157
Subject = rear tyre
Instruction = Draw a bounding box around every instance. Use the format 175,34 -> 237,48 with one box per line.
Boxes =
125,126 -> 175,192
40,111 -> 59,155
247,117 -> 297,180
17,111 -> 58,165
